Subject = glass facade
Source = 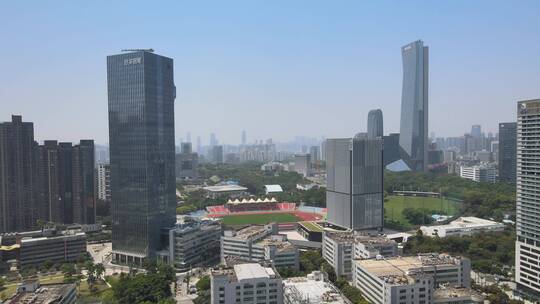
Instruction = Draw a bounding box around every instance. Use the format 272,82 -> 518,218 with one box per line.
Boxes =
107,51 -> 176,263
326,137 -> 383,230
399,40 -> 428,172
367,109 -> 383,139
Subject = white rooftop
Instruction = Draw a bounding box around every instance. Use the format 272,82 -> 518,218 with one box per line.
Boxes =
284,274 -> 345,304
264,184 -> 283,193
203,185 -> 248,192
234,263 -> 274,281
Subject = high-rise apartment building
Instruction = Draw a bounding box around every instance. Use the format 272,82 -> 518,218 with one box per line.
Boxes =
471,125 -> 482,138
107,50 -> 176,265
367,109 -> 383,139
0,115 -> 38,233
399,40 -> 428,172
498,122 -> 517,183
211,145 -> 223,164
176,142 -> 199,180
96,164 -> 111,202
309,146 -> 320,164
326,135 -> 383,230
516,99 -> 540,298
293,154 -> 311,177
36,140 -> 96,225
241,130 -> 247,145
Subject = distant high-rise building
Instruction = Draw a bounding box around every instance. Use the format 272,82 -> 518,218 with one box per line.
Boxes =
186,132 -> 191,143
399,40 -> 428,172
210,133 -> 217,147
294,154 -> 311,177
36,140 -> 95,225
498,122 -> 517,183
320,140 -> 326,162
516,99 -> 540,298
471,125 -> 482,138
241,130 -> 246,145
0,115 -> 38,233
309,146 -> 320,164
367,109 -> 383,139
176,142 -> 199,180
72,140 -> 95,225
211,145 -> 223,164
107,50 -> 176,265
96,164 -> 111,202
196,136 -> 202,153
326,136 -> 383,230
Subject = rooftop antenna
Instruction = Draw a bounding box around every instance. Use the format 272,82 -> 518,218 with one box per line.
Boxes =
121,49 -> 154,53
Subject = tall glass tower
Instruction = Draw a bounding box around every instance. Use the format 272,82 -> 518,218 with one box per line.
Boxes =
107,50 -> 176,265
399,40 -> 428,172
367,109 -> 383,139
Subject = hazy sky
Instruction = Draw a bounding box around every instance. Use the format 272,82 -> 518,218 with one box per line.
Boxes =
1,1 -> 539,145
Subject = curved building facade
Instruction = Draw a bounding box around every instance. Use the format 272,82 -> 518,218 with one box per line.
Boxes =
367,109 -> 383,139
399,40 -> 429,172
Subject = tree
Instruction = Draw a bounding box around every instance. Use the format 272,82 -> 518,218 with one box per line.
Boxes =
0,277 -> 5,290
42,259 -> 53,272
94,263 -> 105,280
61,263 -> 76,282
196,276 -> 210,292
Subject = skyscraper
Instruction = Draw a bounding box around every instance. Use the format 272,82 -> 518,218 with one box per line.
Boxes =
326,135 -> 383,230
516,99 -> 540,298
107,50 -> 176,265
471,125 -> 482,138
0,115 -> 37,233
399,40 -> 428,172
241,130 -> 246,145
367,109 -> 383,139
36,140 -> 62,223
498,122 -> 517,183
72,140 -> 96,225
210,133 -> 217,147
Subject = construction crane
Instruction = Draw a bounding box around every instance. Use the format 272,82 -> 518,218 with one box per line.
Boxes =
121,48 -> 154,53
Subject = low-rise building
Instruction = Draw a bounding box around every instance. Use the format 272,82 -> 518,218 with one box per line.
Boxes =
433,287 -> 484,304
168,220 -> 221,272
323,231 -> 398,279
18,232 -> 86,267
203,184 -> 248,199
353,254 -> 471,304
459,164 -> 496,183
420,216 -> 505,238
210,263 -> 283,304
5,281 -> 76,304
283,271 -> 346,304
264,184 -> 283,195
221,223 -> 299,269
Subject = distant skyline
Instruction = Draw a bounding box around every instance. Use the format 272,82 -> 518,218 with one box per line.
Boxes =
1,1 -> 539,144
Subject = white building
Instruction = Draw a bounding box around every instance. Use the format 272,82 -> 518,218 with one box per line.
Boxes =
283,271 -> 346,304
264,184 -> 283,195
322,231 -> 398,279
516,99 -> 540,297
420,216 -> 505,238
96,163 -> 111,201
459,164 -> 496,183
203,184 -> 249,199
221,223 -> 299,269
353,254 -> 471,304
211,263 -> 283,304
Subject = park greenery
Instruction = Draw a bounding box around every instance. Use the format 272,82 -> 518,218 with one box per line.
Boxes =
109,261 -> 176,304
404,228 -> 515,276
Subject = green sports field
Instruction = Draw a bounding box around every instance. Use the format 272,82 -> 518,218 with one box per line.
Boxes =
221,213 -> 301,225
385,195 -> 460,227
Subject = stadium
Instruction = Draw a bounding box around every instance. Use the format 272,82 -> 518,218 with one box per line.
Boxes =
206,197 -> 326,225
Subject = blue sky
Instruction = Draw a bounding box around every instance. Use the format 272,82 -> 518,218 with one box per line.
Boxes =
1,1 -> 539,144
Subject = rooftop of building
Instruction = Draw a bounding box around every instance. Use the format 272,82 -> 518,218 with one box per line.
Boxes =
20,232 -> 86,244
433,287 -> 484,302
170,219 -> 220,234
211,263 -> 279,282
283,272 -> 346,304
256,235 -> 295,252
355,254 -> 465,284
203,184 -> 248,192
324,230 -> 395,245
226,197 -> 278,204
227,224 -> 274,240
421,216 -> 504,231
5,283 -> 75,304
264,185 -> 283,192
299,221 -> 324,232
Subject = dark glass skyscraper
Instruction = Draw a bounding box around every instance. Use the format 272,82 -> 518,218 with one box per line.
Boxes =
367,109 -> 383,139
498,122 -> 516,183
399,40 -> 428,172
107,50 -> 176,265
0,115 -> 37,232
326,136 -> 383,230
